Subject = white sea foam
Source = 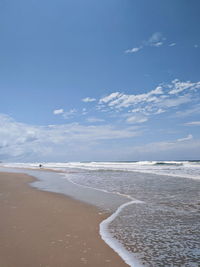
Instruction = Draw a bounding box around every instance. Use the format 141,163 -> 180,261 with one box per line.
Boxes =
0,163 -> 199,266
1,160 -> 200,180
100,200 -> 144,267
64,173 -> 137,201
63,173 -> 145,267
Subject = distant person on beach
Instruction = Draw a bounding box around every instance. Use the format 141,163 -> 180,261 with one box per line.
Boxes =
39,164 -> 42,168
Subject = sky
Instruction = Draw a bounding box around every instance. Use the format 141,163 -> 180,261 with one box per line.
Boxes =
0,0 -> 200,162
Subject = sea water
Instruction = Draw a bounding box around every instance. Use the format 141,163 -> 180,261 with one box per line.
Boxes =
0,161 -> 200,267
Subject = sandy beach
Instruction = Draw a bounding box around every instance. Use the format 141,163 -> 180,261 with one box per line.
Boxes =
0,171 -> 128,267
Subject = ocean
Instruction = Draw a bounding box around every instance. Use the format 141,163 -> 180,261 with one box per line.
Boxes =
0,161 -> 200,267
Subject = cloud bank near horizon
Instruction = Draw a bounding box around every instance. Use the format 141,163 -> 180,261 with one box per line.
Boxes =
0,79 -> 200,162
0,112 -> 199,162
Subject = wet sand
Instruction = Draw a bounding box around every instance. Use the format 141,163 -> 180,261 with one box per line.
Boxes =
0,172 -> 128,267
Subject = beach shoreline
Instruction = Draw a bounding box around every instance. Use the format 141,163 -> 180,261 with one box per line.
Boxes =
0,171 -> 128,267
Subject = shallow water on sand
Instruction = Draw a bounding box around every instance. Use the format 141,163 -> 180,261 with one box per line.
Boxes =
0,167 -> 200,267
66,170 -> 200,267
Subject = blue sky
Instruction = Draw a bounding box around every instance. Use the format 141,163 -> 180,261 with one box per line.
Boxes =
0,0 -> 200,162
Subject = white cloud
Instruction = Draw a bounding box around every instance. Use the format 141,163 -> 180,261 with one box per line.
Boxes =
125,33 -> 179,54
159,95 -> 191,108
126,115 -> 148,124
53,108 -> 79,119
99,92 -> 122,104
130,108 -> 148,114
1,113 -> 199,161
125,32 -> 166,54
63,109 -> 77,119
99,87 -> 162,108
154,108 -> 165,114
125,47 -> 142,53
87,117 -> 104,123
82,97 -> 96,103
0,114 -> 140,161
98,79 -> 200,123
177,134 -> 193,142
81,108 -> 88,115
150,86 -> 164,95
169,43 -> 176,47
99,85 -> 164,109
153,41 -> 163,47
53,109 -> 64,115
168,79 -> 200,95
184,121 -> 200,126
147,32 -> 165,47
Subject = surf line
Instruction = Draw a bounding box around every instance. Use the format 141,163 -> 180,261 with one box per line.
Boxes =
62,173 -> 144,267
100,200 -> 144,267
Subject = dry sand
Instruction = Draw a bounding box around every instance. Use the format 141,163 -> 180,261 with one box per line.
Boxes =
0,171 -> 128,267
